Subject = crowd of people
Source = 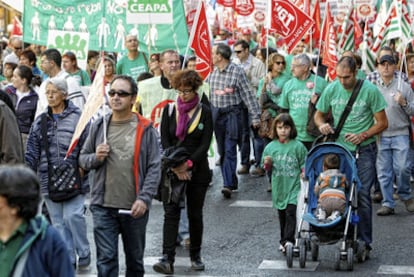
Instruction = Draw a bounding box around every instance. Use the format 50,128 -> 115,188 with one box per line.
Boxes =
1,24 -> 414,276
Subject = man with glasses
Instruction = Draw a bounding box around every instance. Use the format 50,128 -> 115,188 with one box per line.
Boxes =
79,75 -> 161,277
116,34 -> 149,81
206,43 -> 261,198
233,40 -> 266,176
35,48 -> 84,118
279,53 -> 328,150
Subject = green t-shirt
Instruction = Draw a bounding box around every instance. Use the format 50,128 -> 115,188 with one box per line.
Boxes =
0,221 -> 28,277
116,53 -> 149,81
357,69 -> 366,80
257,73 -> 291,117
316,79 -> 387,151
279,74 -> 328,142
69,69 -> 91,86
261,139 -> 307,210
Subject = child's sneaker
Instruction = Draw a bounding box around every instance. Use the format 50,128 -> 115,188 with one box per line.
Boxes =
327,210 -> 341,221
279,244 -> 285,253
315,207 -> 326,220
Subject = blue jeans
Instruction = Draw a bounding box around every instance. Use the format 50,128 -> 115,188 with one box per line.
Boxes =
90,205 -> 149,277
213,106 -> 241,188
178,204 -> 189,242
355,142 -> 377,247
44,194 -> 90,264
377,135 -> 412,208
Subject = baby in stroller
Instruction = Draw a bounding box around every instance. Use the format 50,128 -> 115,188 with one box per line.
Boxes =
314,153 -> 349,222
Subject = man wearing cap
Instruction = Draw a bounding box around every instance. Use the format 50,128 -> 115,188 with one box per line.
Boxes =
373,53 -> 414,216
0,54 -> 19,89
240,28 -> 257,51
315,56 -> 388,259
366,46 -> 409,203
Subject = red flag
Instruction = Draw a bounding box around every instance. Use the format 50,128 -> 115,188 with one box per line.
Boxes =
234,0 -> 255,16
270,0 -> 313,54
11,17 -> 22,36
217,0 -> 234,7
321,3 -> 337,81
188,1 -> 212,80
311,1 -> 321,47
353,9 -> 363,50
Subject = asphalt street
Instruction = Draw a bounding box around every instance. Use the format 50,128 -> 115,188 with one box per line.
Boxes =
77,161 -> 414,277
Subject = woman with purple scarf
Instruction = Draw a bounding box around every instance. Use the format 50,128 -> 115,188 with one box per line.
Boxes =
153,70 -> 213,275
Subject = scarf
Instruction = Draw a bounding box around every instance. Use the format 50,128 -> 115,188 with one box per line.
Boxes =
175,94 -> 199,141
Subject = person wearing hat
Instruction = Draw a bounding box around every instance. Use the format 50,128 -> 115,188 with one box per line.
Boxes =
240,28 -> 257,51
366,46 -> 409,204
1,54 -> 19,90
372,53 -> 414,216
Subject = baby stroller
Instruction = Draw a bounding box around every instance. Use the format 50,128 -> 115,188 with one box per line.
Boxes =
286,142 -> 367,271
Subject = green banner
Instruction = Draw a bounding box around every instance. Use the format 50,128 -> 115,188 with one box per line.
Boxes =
23,0 -> 189,55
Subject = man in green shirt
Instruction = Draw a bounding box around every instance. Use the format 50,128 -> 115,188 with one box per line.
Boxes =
314,56 -> 388,259
116,34 -> 149,81
279,53 -> 328,150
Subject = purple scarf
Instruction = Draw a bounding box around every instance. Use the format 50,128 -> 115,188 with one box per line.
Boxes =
175,94 -> 200,141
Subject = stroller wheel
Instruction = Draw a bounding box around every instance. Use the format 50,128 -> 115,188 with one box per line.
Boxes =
347,247 -> 354,271
286,243 -> 294,268
311,240 -> 319,261
334,249 -> 341,271
299,239 -> 307,268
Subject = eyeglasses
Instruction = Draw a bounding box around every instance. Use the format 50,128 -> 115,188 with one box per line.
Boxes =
177,89 -> 194,95
108,89 -> 132,97
275,61 -> 285,65
291,64 -> 305,68
234,50 -> 243,54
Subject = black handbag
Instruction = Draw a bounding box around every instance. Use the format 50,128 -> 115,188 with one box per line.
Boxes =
41,115 -> 81,202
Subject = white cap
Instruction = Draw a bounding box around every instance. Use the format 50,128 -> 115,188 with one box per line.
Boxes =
3,53 -> 19,67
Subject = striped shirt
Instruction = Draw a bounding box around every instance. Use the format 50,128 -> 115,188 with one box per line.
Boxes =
207,62 -> 260,123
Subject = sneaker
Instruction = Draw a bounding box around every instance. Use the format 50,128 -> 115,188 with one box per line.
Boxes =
183,238 -> 191,249
278,244 -> 285,253
404,198 -> 414,213
376,206 -> 395,216
250,167 -> 265,177
78,253 -> 91,268
393,193 -> 399,200
191,256 -> 205,271
153,255 -> 174,274
237,165 -> 249,175
221,187 -> 232,199
315,207 -> 326,220
327,210 -> 341,221
267,185 -> 272,192
372,192 -> 383,203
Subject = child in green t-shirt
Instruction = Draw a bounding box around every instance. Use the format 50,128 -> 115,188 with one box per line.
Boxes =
262,113 -> 307,253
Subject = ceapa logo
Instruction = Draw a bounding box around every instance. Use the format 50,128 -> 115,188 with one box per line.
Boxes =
272,1 -> 297,37
128,0 -> 171,13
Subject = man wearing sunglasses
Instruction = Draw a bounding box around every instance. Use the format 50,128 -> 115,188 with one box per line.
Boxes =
233,40 -> 266,176
79,75 -> 161,277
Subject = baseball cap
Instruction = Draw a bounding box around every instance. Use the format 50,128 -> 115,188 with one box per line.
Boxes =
241,28 -> 251,35
3,53 -> 19,67
379,55 -> 395,64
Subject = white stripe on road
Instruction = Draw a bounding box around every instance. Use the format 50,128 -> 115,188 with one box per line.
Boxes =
229,200 -> 272,208
378,265 -> 414,275
258,259 -> 318,271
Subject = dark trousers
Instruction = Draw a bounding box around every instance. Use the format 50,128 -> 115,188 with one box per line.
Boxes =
162,183 -> 208,261
90,205 -> 149,277
277,204 -> 297,245
239,107 -> 251,166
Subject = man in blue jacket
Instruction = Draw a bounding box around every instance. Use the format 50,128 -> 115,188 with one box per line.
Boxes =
0,165 -> 74,277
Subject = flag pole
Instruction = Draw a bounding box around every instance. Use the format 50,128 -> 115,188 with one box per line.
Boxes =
311,3 -> 327,93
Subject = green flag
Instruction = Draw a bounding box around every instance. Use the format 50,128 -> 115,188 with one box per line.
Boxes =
23,0 -> 189,54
